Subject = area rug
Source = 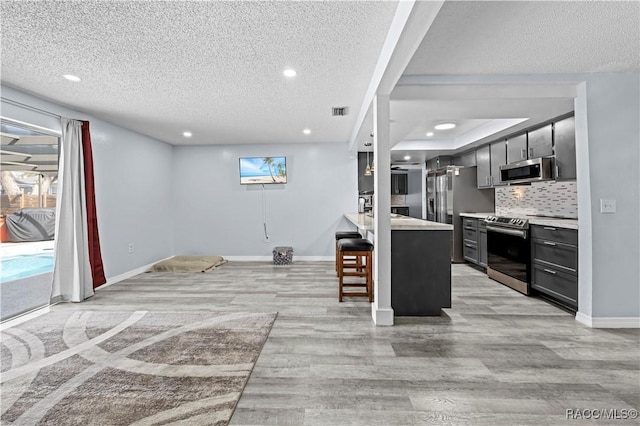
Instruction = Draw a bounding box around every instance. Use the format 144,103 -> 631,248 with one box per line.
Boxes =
1,310 -> 276,425
148,256 -> 227,273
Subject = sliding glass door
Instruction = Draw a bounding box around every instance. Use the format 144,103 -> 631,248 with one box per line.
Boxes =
1,120 -> 59,321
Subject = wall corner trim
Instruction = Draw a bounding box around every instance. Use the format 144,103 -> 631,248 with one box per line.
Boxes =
576,312 -> 640,328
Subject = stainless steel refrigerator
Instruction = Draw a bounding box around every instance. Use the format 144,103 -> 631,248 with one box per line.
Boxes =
427,166 -> 495,262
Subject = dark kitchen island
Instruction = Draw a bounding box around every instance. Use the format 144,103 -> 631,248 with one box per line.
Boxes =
345,213 -> 452,316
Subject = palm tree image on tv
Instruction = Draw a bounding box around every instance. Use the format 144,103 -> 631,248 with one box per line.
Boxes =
239,157 -> 287,184
263,157 -> 276,182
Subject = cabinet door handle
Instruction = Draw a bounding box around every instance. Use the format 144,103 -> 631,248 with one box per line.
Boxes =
543,241 -> 557,246
543,227 -> 557,231
543,268 -> 557,275
521,148 -> 526,159
485,176 -> 489,185
529,147 -> 534,158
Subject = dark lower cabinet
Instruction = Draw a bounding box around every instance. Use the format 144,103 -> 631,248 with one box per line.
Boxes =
391,229 -> 451,315
478,222 -> 487,268
462,217 -> 487,268
530,225 -> 578,311
531,264 -> 578,308
391,206 -> 409,216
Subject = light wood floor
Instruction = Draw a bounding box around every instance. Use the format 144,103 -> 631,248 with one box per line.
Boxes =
52,261 -> 640,425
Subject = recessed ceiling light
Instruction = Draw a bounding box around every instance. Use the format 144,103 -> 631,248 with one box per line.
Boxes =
404,155 -> 411,160
434,123 -> 456,130
63,74 -> 81,82
426,132 -> 434,137
182,131 -> 192,137
303,128 -> 311,135
283,69 -> 297,78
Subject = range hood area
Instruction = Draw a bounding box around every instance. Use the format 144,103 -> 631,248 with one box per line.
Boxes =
500,157 -> 555,184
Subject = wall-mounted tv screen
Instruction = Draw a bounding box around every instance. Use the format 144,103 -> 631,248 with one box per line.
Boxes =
239,156 -> 287,185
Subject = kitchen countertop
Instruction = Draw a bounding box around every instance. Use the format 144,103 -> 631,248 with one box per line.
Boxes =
345,213 -> 453,232
527,217 -> 578,230
459,212 -> 494,219
459,212 -> 578,230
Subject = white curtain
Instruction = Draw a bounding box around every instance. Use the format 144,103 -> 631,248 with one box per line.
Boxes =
51,118 -> 94,303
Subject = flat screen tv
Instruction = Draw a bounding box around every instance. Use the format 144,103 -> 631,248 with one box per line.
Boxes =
239,156 -> 287,185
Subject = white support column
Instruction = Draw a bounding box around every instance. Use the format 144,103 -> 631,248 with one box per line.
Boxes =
372,94 -> 393,326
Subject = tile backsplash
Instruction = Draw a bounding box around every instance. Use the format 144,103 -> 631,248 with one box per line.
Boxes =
495,181 -> 578,218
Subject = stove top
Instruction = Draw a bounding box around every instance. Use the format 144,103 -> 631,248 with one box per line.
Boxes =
485,215 -> 529,229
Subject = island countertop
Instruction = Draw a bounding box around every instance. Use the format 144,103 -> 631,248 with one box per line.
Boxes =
345,213 -> 454,232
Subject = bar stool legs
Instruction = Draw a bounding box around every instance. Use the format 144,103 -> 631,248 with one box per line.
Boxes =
337,238 -> 374,302
334,231 -> 362,275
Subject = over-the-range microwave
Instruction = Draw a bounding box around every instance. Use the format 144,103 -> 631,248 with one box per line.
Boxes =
499,157 -> 555,184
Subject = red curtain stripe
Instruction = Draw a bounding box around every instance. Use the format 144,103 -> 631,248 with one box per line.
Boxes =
81,121 -> 106,288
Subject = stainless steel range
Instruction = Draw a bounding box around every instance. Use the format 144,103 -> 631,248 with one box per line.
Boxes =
485,215 -> 530,295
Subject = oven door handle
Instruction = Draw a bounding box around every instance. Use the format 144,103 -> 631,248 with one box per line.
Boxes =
486,225 -> 527,239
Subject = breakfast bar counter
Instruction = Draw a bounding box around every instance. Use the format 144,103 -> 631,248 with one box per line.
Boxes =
344,212 -> 452,316
345,213 -> 454,233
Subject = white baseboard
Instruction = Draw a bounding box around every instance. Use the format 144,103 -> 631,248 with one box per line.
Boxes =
1,306 -> 50,330
97,255 -> 335,290
223,256 -> 333,262
576,312 -> 640,328
96,256 -> 173,290
371,305 -> 394,326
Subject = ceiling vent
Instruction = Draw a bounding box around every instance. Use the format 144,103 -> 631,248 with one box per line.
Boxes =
332,106 -> 349,117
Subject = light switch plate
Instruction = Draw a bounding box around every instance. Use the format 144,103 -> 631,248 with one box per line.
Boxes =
600,199 -> 616,213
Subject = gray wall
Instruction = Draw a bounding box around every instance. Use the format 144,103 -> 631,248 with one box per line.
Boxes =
575,72 -> 640,319
1,86 -> 175,279
172,143 -> 357,258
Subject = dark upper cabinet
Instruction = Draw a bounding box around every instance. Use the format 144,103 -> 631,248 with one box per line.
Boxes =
391,173 -> 408,194
527,124 -> 553,158
554,116 -> 576,180
506,133 -> 527,163
490,140 -> 507,186
358,152 -> 374,193
476,145 -> 491,188
426,156 -> 452,171
453,150 -> 477,168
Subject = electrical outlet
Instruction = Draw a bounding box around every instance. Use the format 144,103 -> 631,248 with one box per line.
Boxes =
600,199 -> 616,214
128,243 -> 134,253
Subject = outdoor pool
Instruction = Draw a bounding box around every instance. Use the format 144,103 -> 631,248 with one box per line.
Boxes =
0,253 -> 55,283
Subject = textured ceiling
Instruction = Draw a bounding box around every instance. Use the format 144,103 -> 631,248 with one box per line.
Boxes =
387,0 -> 639,163
1,1 -> 638,157
405,1 -> 640,75
0,1 -> 398,145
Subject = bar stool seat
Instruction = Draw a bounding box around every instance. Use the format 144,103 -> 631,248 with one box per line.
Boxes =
335,231 -> 362,240
337,238 -> 373,302
335,231 -> 362,274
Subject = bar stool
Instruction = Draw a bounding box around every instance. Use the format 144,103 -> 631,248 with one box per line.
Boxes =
337,238 -> 374,302
335,231 -> 362,275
